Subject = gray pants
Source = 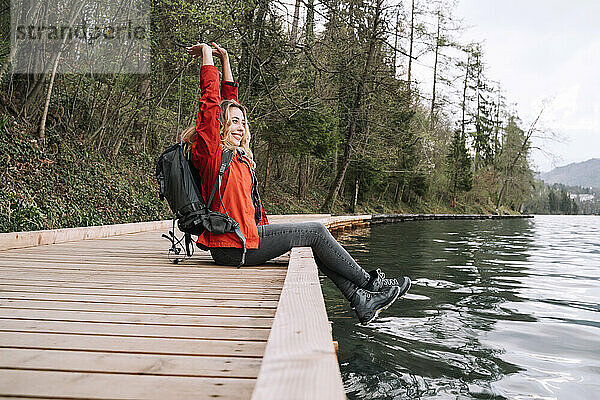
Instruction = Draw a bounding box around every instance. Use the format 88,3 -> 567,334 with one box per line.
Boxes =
210,222 -> 371,299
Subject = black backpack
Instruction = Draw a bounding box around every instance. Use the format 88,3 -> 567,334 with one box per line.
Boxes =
156,144 -> 247,266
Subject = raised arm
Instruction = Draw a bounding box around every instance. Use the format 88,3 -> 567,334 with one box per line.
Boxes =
212,42 -> 239,102
185,43 -> 222,158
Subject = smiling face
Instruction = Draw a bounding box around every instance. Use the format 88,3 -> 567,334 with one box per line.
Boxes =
224,107 -> 246,147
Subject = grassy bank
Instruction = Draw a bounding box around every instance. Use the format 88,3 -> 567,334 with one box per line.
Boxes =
1,118 -> 170,232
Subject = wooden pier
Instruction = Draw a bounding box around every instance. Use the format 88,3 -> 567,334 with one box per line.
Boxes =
0,213 -> 530,399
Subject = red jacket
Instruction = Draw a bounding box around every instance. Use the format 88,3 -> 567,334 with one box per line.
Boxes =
191,65 -> 268,249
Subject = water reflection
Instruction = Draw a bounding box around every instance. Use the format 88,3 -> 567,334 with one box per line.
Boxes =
321,216 -> 600,399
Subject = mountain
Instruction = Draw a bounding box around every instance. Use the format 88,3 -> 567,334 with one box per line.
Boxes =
540,158 -> 600,188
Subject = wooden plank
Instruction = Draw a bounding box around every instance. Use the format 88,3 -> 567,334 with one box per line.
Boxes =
251,248 -> 345,400
0,261 -> 275,272
0,261 -> 286,275
0,279 -> 282,295
0,220 -> 174,251
0,319 -> 270,341
0,300 -> 275,317
0,285 -> 281,300
0,262 -> 286,272
0,275 -> 285,292
0,348 -> 261,378
0,254 -> 217,264
0,308 -> 274,328
0,369 -> 255,399
0,268 -> 280,283
0,292 -> 279,309
0,276 -> 284,291
0,262 -> 287,275
0,268 -> 286,283
0,331 -> 266,357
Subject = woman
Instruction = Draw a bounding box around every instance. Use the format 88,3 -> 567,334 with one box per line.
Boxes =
183,42 -> 411,324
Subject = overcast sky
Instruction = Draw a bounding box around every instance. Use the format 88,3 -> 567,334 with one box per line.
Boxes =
451,0 -> 600,172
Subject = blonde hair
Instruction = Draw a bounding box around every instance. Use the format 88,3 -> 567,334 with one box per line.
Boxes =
180,100 -> 255,168
221,100 -> 255,168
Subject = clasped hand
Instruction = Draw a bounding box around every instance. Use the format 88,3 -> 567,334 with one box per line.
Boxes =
186,42 -> 228,62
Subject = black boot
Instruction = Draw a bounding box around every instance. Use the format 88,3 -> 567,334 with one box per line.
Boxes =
350,286 -> 401,325
365,268 -> 411,295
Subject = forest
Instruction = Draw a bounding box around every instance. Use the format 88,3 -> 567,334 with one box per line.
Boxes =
0,0 -> 538,232
524,181 -> 599,215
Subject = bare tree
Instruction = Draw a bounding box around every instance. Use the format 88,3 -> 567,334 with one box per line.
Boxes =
496,107 -> 544,210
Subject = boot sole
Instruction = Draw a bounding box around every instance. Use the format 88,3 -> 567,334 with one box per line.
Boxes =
361,287 -> 401,325
361,278 -> 411,325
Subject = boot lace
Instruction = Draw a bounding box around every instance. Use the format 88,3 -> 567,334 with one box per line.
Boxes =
378,270 -> 401,287
383,276 -> 401,286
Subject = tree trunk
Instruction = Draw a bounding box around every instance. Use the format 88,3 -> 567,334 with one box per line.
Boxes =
254,0 -> 268,55
352,177 -> 359,213
86,81 -> 99,137
93,81 -> 116,147
377,182 -> 389,202
305,0 -> 315,45
136,75 -> 151,149
39,0 -> 85,141
66,74 -> 83,131
274,155 -> 282,181
0,45 -> 17,83
461,53 -> 470,142
393,9 -> 400,77
494,88 -> 501,158
263,144 -> 272,193
297,154 -> 307,199
21,74 -> 46,117
430,12 -> 441,132
38,53 -> 61,141
332,145 -> 338,177
407,0 -> 415,93
290,0 -> 301,45
452,176 -> 457,208
475,65 -> 481,170
239,8 -> 256,98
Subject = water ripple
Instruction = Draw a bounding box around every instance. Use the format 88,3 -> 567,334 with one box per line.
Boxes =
323,215 -> 600,400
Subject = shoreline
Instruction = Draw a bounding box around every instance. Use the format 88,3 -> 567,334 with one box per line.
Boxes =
0,214 -> 534,251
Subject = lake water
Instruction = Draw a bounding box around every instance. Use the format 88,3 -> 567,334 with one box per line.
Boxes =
321,215 -> 600,400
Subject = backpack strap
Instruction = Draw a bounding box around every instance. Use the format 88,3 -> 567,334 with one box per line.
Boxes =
184,232 -> 194,258
236,151 -> 264,225
207,149 -> 233,210
233,226 -> 247,268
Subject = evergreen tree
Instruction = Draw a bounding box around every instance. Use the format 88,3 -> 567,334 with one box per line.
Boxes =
465,44 -> 495,170
445,129 -> 472,206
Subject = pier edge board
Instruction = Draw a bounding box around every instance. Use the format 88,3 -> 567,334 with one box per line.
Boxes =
250,246 -> 346,400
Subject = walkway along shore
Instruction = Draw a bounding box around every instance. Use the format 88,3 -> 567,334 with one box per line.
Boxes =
0,213 -> 532,399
